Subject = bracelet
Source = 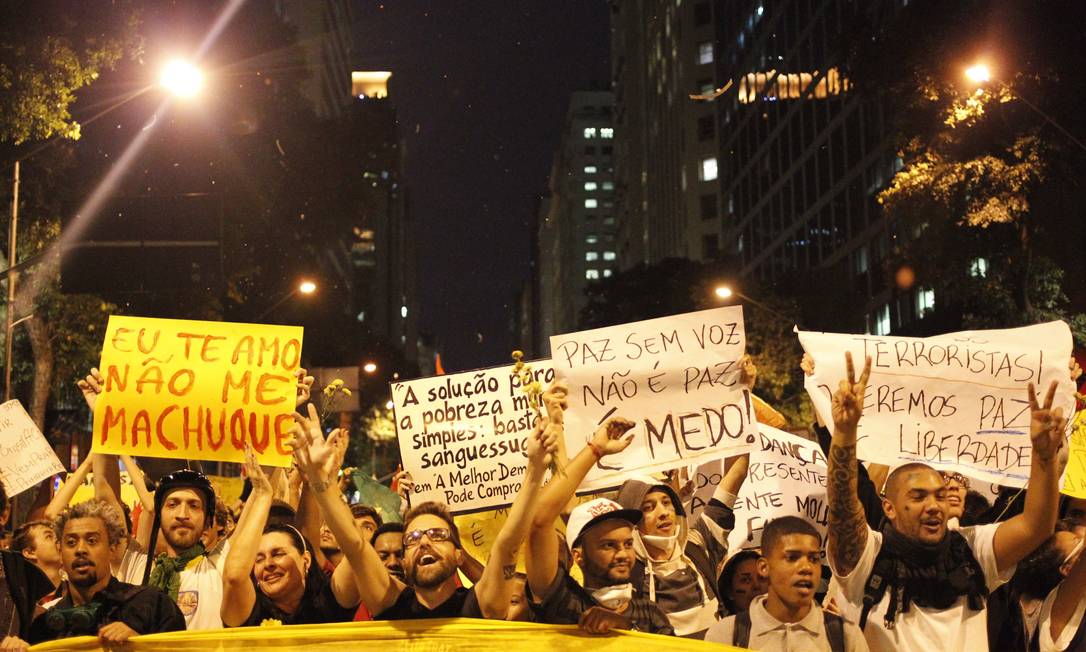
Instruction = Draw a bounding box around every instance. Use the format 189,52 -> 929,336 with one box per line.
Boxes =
588,442 -> 604,459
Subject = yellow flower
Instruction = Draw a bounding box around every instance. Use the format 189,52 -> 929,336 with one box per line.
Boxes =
323,385 -> 335,397
260,619 -> 283,627
332,378 -> 344,387
511,350 -> 524,362
342,388 -> 352,396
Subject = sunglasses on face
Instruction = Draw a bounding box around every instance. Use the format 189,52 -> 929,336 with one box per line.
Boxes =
403,527 -> 452,549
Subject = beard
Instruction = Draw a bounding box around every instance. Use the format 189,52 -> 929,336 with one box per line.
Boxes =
163,524 -> 202,551
407,553 -> 456,589
70,567 -> 99,588
580,555 -> 629,586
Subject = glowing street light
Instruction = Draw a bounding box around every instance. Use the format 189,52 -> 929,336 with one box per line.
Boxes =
964,63 -> 991,84
160,59 -> 203,99
298,280 -> 317,295
363,362 -> 378,374
385,400 -> 394,410
714,285 -> 734,300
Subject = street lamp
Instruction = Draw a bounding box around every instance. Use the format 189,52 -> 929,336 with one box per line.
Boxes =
255,279 -> 317,321
964,61 -> 1086,154
712,284 -> 796,326
160,59 -> 203,99
714,285 -> 733,299
363,362 -> 378,374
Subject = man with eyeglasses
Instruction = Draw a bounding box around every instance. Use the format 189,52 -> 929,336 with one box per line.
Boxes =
349,414 -> 559,620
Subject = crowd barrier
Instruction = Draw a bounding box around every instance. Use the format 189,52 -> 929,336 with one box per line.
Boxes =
29,617 -> 747,650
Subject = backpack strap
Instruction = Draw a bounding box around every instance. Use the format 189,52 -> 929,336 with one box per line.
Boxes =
859,545 -> 896,629
823,610 -> 846,652
732,610 -> 752,648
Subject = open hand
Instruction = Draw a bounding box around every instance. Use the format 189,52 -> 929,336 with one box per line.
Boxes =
831,352 -> 870,435
243,445 -> 272,496
1029,380 -> 1065,464
290,403 -> 342,488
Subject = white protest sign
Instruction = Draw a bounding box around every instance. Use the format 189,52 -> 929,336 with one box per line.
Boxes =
550,306 -> 758,492
0,400 -> 65,496
728,426 -> 828,551
391,361 -> 553,513
799,321 -> 1075,487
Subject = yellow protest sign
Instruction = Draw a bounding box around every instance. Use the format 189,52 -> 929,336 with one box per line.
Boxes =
92,316 -> 303,467
1062,407 -> 1086,498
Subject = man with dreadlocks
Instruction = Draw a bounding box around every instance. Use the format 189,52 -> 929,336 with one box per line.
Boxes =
825,352 -> 1064,652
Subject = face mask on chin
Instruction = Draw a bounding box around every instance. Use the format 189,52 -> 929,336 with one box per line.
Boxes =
641,531 -> 678,552
590,583 -> 633,610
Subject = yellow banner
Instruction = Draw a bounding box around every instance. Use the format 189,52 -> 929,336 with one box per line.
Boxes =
1062,407 -> 1086,498
92,316 -> 303,467
30,618 -> 741,650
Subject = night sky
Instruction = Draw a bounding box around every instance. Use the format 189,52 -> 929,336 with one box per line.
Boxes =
350,2 -> 611,372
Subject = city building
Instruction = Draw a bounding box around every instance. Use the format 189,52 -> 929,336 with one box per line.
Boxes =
535,90 -> 617,353
713,0 -> 905,334
611,0 -> 725,267
276,0 -> 356,119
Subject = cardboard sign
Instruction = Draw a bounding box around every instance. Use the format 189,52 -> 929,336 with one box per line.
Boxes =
0,401 -> 64,495
728,426 -> 828,551
549,306 -> 757,491
391,361 -> 554,513
799,321 -> 1075,487
92,316 -> 303,466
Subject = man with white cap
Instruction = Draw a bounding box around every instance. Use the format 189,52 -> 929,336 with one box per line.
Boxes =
525,413 -> 674,635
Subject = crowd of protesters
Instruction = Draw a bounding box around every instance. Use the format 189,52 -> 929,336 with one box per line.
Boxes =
0,351 -> 1081,652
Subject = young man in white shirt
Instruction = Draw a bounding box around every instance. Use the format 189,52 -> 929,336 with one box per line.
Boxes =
706,516 -> 867,651
825,352 -> 1064,652
117,470 -> 226,630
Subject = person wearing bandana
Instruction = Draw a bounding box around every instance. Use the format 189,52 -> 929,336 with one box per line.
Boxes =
525,409 -> 673,636
116,469 -> 225,630
825,352 -> 1065,652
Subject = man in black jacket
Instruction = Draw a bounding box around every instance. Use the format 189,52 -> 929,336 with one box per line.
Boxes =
2,500 -> 185,650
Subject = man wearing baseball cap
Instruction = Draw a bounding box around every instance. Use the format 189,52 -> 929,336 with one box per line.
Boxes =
525,404 -> 674,636
116,469 -> 225,630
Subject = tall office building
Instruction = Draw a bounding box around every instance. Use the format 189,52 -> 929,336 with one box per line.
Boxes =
714,1 -> 904,334
276,0 -> 355,119
536,91 -> 617,351
611,0 -> 725,268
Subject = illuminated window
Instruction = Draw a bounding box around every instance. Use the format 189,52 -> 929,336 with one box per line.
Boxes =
586,269 -> 600,280
601,127 -> 614,139
602,216 -> 615,226
969,257 -> 988,278
603,251 -> 616,261
602,181 -> 614,191
603,269 -> 613,278
873,305 -> 891,336
698,42 -> 714,65
586,235 -> 598,244
737,67 -> 850,104
585,198 -> 598,208
916,288 -> 935,316
584,182 -> 598,191
700,157 -> 718,181
584,165 -> 598,174
583,127 -> 597,139
585,252 -> 599,261
400,305 -> 409,318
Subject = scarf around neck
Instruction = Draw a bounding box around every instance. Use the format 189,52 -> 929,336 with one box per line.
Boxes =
866,526 -> 986,628
148,543 -> 205,602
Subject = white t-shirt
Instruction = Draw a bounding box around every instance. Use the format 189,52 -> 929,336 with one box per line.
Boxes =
1037,582 -> 1086,652
705,595 -> 869,651
829,523 -> 1010,652
118,543 -> 227,631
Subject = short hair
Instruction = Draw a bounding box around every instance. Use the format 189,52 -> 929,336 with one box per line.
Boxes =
1012,520 -> 1074,600
53,500 -> 126,546
267,501 -> 297,527
718,549 -> 761,613
884,463 -> 942,501
403,502 -> 460,548
960,490 -> 993,526
12,520 -> 53,554
761,516 -> 822,556
350,504 -> 383,527
371,522 -> 405,545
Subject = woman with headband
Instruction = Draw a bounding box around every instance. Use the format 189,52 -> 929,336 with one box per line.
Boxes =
220,409 -> 363,627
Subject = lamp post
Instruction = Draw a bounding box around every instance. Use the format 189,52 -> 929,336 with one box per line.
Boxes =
256,279 -> 317,321
159,59 -> 204,99
713,284 -> 796,326
4,161 -> 18,401
965,62 -> 1086,155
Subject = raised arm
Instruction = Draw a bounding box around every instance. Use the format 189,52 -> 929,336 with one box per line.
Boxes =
474,415 -> 557,618
992,380 -> 1063,572
119,455 -> 156,551
526,412 -> 634,601
44,453 -> 94,521
292,404 -> 403,614
826,352 -> 872,577
221,446 -> 272,627
296,483 -> 329,569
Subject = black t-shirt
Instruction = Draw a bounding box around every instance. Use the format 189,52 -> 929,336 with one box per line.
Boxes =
527,568 -> 674,636
376,586 -> 483,620
28,578 -> 185,644
238,572 -> 358,627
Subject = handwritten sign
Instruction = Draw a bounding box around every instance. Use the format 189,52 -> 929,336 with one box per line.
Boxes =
1062,408 -> 1086,498
391,361 -> 554,514
0,401 -> 64,495
799,322 -> 1075,487
550,306 -> 757,492
728,426 -> 827,551
92,316 -> 303,466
